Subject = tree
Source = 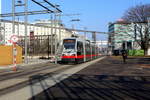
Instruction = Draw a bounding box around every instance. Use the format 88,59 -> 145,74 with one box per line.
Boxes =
122,4 -> 150,55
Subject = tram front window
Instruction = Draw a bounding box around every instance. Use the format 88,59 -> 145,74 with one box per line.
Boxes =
63,39 -> 75,50
64,44 -> 75,49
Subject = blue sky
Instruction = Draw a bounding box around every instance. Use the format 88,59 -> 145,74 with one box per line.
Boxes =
1,0 -> 150,40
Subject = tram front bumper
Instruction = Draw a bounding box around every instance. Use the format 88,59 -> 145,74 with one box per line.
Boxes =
61,58 -> 76,63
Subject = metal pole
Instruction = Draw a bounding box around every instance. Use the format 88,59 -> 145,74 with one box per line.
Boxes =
24,0 -> 28,64
58,13 -> 61,44
17,17 -> 19,36
0,2 -> 2,44
12,0 -> 15,35
54,13 -> 57,64
12,0 -> 17,71
83,27 -> 86,62
37,27 -> 40,61
46,27 -> 49,58
92,32 -> 96,59
29,25 -> 31,59
90,32 -> 93,60
12,0 -> 15,67
44,27 -> 46,57
48,28 -> 50,58
48,33 -> 50,58
33,25 -> 35,58
50,14 -> 53,56
95,33 -> 96,58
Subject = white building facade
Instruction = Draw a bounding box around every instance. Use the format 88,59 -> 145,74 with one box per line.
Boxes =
0,19 -> 72,45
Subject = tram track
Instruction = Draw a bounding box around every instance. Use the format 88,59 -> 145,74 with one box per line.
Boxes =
0,62 -> 52,76
0,63 -> 78,96
0,63 -> 58,81
0,57 -> 105,99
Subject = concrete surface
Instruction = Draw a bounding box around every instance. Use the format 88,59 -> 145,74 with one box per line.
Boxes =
0,57 -> 105,100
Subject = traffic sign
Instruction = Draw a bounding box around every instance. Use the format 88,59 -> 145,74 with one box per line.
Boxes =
10,35 -> 19,44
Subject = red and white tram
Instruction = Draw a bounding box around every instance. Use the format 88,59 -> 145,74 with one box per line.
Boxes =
57,37 -> 101,64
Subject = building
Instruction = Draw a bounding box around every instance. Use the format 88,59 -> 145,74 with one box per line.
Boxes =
0,19 -> 72,45
0,19 -> 74,57
108,19 -> 150,55
34,19 -> 72,42
108,21 -> 134,50
108,20 -> 143,55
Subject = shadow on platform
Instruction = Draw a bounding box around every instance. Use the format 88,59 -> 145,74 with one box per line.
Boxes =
29,73 -> 150,100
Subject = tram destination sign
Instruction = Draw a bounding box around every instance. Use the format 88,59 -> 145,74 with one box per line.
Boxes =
64,39 -> 75,43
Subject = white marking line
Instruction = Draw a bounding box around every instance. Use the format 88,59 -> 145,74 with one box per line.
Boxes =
0,57 -> 105,100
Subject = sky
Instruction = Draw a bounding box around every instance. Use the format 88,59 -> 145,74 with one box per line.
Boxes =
1,0 -> 150,40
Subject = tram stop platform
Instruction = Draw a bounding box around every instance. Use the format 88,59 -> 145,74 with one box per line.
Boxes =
31,56 -> 150,100
0,56 -> 150,100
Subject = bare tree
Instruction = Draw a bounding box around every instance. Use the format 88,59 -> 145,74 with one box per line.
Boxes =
122,4 -> 150,55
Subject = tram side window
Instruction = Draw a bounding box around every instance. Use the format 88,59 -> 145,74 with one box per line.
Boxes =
85,43 -> 90,55
77,41 -> 83,55
92,45 -> 95,54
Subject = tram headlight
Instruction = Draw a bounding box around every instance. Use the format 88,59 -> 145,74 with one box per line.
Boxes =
71,54 -> 76,56
62,54 -> 66,56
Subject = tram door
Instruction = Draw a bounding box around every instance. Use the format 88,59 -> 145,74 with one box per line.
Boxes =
77,41 -> 84,62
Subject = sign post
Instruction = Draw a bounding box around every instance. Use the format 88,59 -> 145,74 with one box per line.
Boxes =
10,35 -> 19,71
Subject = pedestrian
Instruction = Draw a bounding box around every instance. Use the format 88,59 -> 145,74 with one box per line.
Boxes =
122,50 -> 127,63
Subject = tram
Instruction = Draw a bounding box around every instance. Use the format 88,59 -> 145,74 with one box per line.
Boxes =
57,37 -> 100,64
